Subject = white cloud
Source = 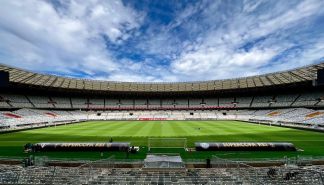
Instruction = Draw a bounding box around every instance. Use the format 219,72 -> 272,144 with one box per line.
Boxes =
243,0 -> 265,13
171,46 -> 277,80
0,0 -> 143,77
0,0 -> 323,82
169,0 -> 324,81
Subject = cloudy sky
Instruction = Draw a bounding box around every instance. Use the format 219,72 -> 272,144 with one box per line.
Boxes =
0,0 -> 323,82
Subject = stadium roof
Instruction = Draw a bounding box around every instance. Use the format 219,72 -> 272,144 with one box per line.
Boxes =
0,62 -> 323,92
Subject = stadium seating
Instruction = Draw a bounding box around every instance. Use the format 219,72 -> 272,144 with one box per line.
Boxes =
148,99 -> 161,109
218,97 -> 234,107
0,109 -> 91,130
88,98 -> 105,109
292,92 -> 324,107
175,99 -> 188,108
1,90 -> 324,132
162,99 -> 175,109
50,97 -> 72,109
105,99 -> 119,109
27,96 -> 54,108
204,98 -> 218,107
134,99 -> 147,109
252,96 -> 272,108
71,98 -> 88,109
120,99 -> 134,109
0,164 -> 323,185
0,94 -> 33,108
2,107 -> 324,131
189,99 -> 203,108
1,92 -> 324,111
235,97 -> 252,108
0,95 -> 11,108
271,94 -> 298,107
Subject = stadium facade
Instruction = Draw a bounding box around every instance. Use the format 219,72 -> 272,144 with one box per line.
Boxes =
1,63 -> 324,185
1,63 -> 324,131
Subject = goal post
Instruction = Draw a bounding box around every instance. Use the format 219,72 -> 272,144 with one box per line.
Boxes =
148,138 -> 187,151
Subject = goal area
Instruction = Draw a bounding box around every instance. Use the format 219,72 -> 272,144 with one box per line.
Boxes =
148,138 -> 187,151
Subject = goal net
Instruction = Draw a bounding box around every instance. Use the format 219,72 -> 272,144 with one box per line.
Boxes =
148,138 -> 187,151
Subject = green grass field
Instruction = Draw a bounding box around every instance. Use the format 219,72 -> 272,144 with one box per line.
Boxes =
0,120 -> 324,160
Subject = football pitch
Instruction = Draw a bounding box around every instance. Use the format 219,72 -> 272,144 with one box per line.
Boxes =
0,120 -> 324,160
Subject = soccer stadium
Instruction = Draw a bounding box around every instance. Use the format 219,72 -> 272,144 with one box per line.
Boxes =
1,0 -> 324,185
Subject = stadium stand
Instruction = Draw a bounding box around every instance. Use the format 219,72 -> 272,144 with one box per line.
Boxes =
119,99 -> 132,109
88,98 -> 105,109
204,98 -> 218,108
51,97 -> 71,109
1,106 -> 324,131
292,92 -> 324,106
27,96 -> 53,108
1,63 -> 324,184
71,98 -> 88,109
252,96 -> 273,108
0,94 -> 33,108
189,99 -> 202,108
105,99 -> 119,109
235,96 -> 252,108
271,94 -> 298,107
218,97 -> 234,107
148,99 -> 161,109
175,99 -> 188,109
0,164 -> 323,185
134,99 -> 147,109
162,99 -> 175,109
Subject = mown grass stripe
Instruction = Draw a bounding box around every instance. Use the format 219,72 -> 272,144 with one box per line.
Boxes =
0,120 -> 324,159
